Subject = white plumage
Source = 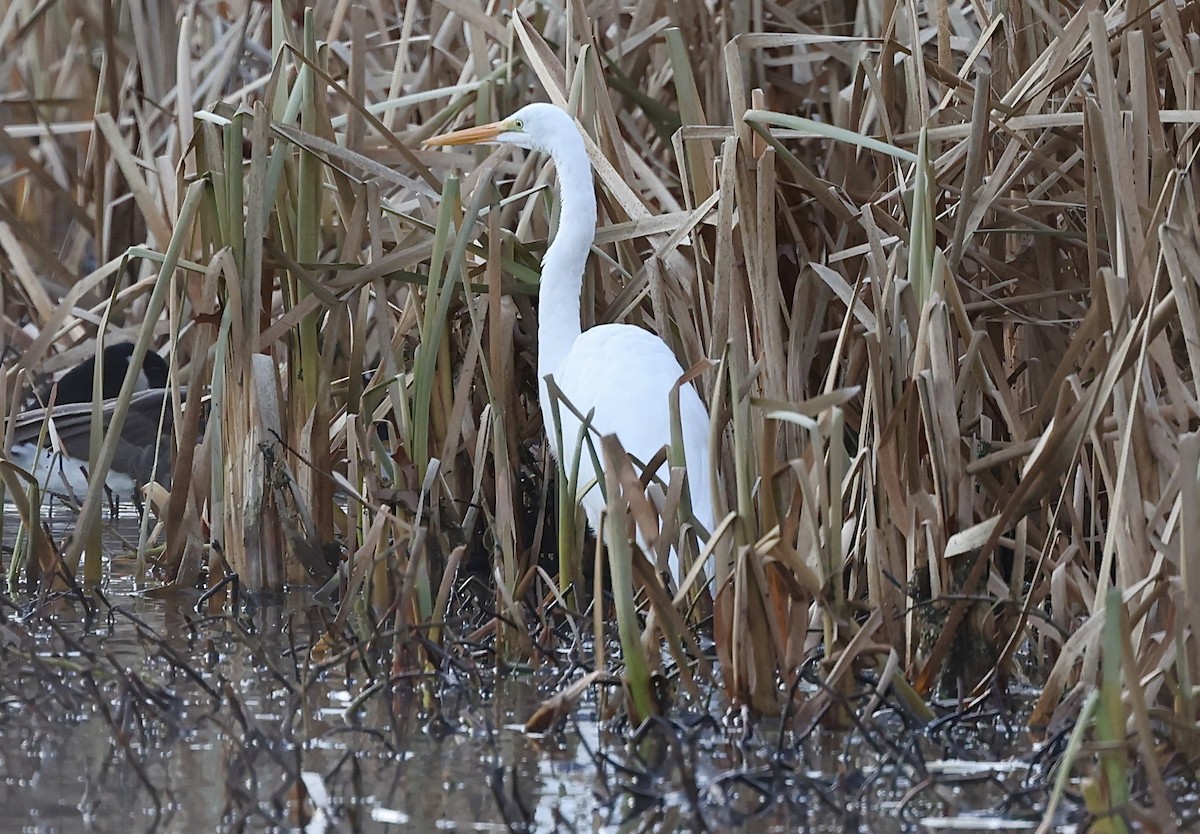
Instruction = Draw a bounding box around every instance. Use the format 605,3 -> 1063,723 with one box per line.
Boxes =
8,444 -> 137,499
7,387 -> 174,502
6,345 -> 173,502
426,103 -> 713,583
553,324 -> 713,546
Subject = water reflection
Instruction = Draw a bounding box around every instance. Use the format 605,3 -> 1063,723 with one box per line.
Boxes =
0,508 -> 1046,832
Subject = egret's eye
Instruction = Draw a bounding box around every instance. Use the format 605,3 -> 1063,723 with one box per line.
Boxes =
512,119 -> 525,130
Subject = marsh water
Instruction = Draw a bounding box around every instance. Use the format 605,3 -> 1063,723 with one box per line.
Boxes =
0,508 -> 1053,832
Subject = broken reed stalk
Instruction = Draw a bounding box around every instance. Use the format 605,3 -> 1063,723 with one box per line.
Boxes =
0,0 -> 1198,821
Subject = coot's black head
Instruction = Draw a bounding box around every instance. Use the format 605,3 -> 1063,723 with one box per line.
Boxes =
43,342 -> 170,405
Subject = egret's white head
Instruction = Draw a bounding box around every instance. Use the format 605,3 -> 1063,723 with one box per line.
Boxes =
424,103 -> 582,157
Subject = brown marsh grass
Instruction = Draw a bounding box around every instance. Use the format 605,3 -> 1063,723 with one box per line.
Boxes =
2,0 -> 1199,827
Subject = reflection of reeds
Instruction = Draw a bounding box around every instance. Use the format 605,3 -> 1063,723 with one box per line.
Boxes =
1,0 -> 1198,822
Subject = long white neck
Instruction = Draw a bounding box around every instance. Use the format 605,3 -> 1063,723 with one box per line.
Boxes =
537,137 -> 596,408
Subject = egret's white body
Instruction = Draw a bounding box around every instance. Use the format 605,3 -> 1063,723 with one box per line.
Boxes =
427,103 -> 713,582
551,324 -> 713,554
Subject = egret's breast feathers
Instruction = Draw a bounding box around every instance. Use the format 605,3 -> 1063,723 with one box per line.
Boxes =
549,323 -> 712,523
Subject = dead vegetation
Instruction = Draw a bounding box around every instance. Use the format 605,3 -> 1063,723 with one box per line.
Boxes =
2,0 -> 1200,828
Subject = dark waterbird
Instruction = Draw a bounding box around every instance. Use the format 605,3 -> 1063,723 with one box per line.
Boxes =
7,342 -> 174,498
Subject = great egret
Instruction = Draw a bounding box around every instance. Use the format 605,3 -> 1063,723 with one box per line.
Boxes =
8,343 -> 173,497
425,103 -> 713,584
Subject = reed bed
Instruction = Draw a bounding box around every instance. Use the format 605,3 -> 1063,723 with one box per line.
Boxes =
2,0 -> 1198,827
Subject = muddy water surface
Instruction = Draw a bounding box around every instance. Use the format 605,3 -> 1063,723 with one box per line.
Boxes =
0,509 -> 1047,832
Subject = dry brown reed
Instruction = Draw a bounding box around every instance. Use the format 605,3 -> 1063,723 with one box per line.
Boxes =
2,0 -> 1199,826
